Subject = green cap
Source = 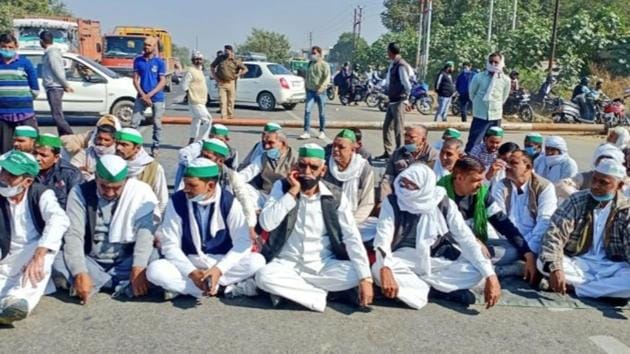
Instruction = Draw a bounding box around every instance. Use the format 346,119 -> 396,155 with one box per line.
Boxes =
36,133 -> 62,149
485,127 -> 504,137
444,128 -> 461,139
264,122 -> 282,133
14,126 -> 38,139
96,155 -> 128,183
335,129 -> 356,143
202,138 -> 230,158
211,124 -> 229,137
445,60 -> 455,68
184,158 -> 220,178
525,132 -> 543,144
298,143 -> 325,160
115,128 -> 144,145
0,150 -> 40,176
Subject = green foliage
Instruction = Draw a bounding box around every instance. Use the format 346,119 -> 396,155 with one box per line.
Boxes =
238,28 -> 291,64
0,0 -> 71,32
172,44 -> 190,67
328,32 -> 369,67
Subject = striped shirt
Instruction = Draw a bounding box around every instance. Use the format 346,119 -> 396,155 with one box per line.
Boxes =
0,56 -> 39,122
469,143 -> 497,168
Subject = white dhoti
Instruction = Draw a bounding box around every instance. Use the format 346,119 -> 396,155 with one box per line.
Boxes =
147,252 -> 265,298
255,258 -> 360,312
0,243 -> 56,314
371,247 -> 484,309
189,103 -> 212,140
538,256 -> 630,299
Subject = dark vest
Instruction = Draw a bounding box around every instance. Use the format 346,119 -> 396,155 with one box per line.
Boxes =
251,147 -> 296,194
172,189 -> 235,256
388,58 -> 409,102
261,179 -> 349,262
0,183 -> 48,259
78,180 -> 101,255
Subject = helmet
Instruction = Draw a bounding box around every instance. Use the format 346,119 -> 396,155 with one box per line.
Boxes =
191,50 -> 204,60
580,77 -> 590,85
510,70 -> 519,78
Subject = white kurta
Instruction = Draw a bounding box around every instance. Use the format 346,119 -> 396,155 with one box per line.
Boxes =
0,189 -> 70,312
371,197 -> 494,309
147,186 -> 264,298
238,155 -> 271,209
255,181 -> 371,312
491,178 -> 557,254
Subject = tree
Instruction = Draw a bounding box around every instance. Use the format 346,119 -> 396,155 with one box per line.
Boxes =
0,0 -> 72,32
172,44 -> 191,67
380,0 -> 419,32
328,32 -> 368,66
238,28 -> 291,64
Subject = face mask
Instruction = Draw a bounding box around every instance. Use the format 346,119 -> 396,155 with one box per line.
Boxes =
524,146 -> 537,157
590,191 -> 615,203
266,147 -> 281,160
188,192 -> 208,203
545,154 -> 565,166
404,143 -> 417,153
0,49 -> 16,60
0,181 -> 24,198
310,54 -> 318,61
298,175 -> 320,191
94,144 -> 116,156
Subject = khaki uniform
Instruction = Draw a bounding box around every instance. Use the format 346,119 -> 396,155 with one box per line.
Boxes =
211,55 -> 247,118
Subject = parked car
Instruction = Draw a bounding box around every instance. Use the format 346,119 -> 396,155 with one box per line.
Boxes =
19,49 -> 146,126
207,61 -> 305,111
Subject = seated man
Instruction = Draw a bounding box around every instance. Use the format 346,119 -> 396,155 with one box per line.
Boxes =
0,151 -> 69,325
256,144 -> 373,312
53,155 -> 158,304
11,126 -> 39,154
238,122 -> 282,171
324,129 -> 374,225
433,127 -> 462,151
485,142 -> 519,185
437,156 -> 534,269
469,127 -> 504,169
206,124 -> 238,170
71,123 -> 117,181
62,115 -> 121,161
433,138 -> 464,179
147,158 -> 265,299
524,132 -> 544,161
372,163 -> 500,309
115,128 -> 168,214
491,150 -> 557,283
239,130 -> 297,208
33,133 -> 83,208
606,126 -> 630,150
324,127 -> 372,162
534,136 -> 578,183
380,126 -> 438,198
539,160 -> 630,303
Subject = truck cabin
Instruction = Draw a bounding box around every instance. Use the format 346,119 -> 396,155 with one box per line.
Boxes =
13,18 -> 78,52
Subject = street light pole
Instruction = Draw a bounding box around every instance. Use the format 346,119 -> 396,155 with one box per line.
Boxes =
547,0 -> 560,73
511,0 -> 518,31
487,0 -> 494,44
421,0 -> 432,81
415,0 -> 425,72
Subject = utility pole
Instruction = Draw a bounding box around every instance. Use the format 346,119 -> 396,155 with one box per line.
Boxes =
308,31 -> 313,49
511,0 -> 518,31
547,0 -> 560,73
351,6 -> 363,66
487,0 -> 494,44
415,0 -> 425,71
420,0 -> 432,81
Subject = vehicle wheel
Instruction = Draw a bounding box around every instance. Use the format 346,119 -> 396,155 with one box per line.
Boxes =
340,95 -> 349,106
282,103 -> 297,111
551,113 -> 563,123
111,99 -> 135,127
519,105 -> 534,122
365,93 -> 379,107
257,92 -> 276,111
205,94 -> 212,107
327,87 -> 336,101
378,100 -> 388,112
416,97 -> 433,115
451,100 -> 460,116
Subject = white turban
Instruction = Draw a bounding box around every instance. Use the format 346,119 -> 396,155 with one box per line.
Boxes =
545,136 -> 568,154
595,159 -> 626,180
611,127 -> 630,149
393,163 -> 440,214
592,143 -> 625,168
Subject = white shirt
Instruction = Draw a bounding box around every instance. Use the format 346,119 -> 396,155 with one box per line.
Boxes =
259,181 -> 371,279
238,154 -> 263,183
579,202 -> 612,263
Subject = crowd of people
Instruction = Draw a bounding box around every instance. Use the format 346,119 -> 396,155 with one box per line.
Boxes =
1,34 -> 630,327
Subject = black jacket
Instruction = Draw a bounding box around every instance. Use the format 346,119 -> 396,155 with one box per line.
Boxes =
36,159 -> 83,208
435,70 -> 455,98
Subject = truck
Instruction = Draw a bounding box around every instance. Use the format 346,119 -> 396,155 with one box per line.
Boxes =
12,17 -> 102,61
100,26 -> 178,89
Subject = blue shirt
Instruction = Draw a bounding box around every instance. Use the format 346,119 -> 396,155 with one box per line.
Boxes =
133,55 -> 165,102
0,55 -> 39,122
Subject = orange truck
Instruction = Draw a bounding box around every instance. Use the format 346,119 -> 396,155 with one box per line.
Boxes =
101,26 -> 178,85
13,17 -> 102,61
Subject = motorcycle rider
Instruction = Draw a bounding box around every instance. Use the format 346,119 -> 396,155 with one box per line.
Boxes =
571,77 -> 595,121
509,71 -> 520,93
592,79 -> 609,101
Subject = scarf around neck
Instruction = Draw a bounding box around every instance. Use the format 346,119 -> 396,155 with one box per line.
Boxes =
329,153 -> 367,212
437,174 -> 489,242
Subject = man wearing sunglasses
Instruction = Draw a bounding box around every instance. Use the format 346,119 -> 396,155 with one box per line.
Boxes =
465,52 -> 511,154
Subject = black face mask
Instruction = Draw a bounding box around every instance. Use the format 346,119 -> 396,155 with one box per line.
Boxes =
298,175 -> 320,191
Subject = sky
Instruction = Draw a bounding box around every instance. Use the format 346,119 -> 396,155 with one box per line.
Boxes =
63,0 -> 388,57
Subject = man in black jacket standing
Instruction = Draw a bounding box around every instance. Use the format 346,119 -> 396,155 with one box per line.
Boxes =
434,61 -> 455,122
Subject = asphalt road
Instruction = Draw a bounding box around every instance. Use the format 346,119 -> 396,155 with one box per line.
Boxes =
6,104 -> 630,353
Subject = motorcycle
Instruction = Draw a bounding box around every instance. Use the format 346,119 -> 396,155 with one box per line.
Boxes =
326,84 -> 336,101
552,93 -> 600,124
377,92 -> 389,112
600,98 -> 627,127
365,79 -> 386,108
504,90 -> 535,122
450,93 -> 472,116
340,80 -> 369,106
409,81 -> 434,115
531,77 -> 561,115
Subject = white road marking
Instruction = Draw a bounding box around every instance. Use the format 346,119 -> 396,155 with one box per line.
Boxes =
546,308 -> 573,312
589,335 -> 630,354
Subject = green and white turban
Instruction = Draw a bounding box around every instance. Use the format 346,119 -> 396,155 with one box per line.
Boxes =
525,132 -> 543,144
486,127 -> 504,137
96,155 -> 129,183
336,129 -> 357,143
115,128 -> 144,145
0,150 -> 40,176
14,126 -> 38,139
185,158 -> 220,178
444,128 -> 461,139
36,133 -> 62,149
264,122 -> 282,133
298,143 -> 325,160
211,124 -> 229,137
202,138 -> 230,158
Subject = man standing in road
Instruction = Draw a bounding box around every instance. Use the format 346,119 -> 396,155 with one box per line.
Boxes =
210,45 -> 247,119
131,37 -> 166,157
465,52 -> 511,153
39,30 -> 74,136
455,62 -> 474,122
376,42 -> 412,160
298,46 -> 330,140
434,61 -> 455,122
183,51 -> 211,144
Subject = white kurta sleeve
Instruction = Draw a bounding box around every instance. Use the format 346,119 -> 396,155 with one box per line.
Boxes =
178,141 -> 203,166
373,198 -> 396,268
337,194 -> 371,279
228,170 -> 258,227
215,199 -> 252,274
37,189 -> 70,252
524,184 -> 557,254
490,180 -> 507,211
238,155 -> 263,183
154,164 -> 169,216
445,199 -> 495,278
259,180 -> 296,232
354,168 -> 375,224
157,200 -> 196,276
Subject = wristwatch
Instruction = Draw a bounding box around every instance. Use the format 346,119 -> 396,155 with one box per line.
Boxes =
360,277 -> 374,284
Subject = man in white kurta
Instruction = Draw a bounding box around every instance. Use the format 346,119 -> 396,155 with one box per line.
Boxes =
539,159 -> 630,301
432,138 -> 464,179
147,158 -> 265,299
372,163 -> 500,310
0,151 -> 69,325
255,144 -> 373,312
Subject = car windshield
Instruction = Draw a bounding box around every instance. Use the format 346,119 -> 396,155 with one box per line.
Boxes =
104,36 -> 144,58
78,56 -> 120,78
18,27 -> 69,43
267,64 -> 292,76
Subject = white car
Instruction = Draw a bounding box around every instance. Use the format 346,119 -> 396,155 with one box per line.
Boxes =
207,61 -> 305,111
19,50 -> 143,126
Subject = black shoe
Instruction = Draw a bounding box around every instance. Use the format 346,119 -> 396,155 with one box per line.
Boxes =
374,153 -> 390,160
269,294 -> 286,308
429,288 -> 476,306
598,297 -> 629,307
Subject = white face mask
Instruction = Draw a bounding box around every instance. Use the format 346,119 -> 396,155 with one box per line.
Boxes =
94,144 -> 116,157
545,154 -> 566,167
188,192 -> 209,203
310,54 -> 318,61
0,181 -> 24,198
